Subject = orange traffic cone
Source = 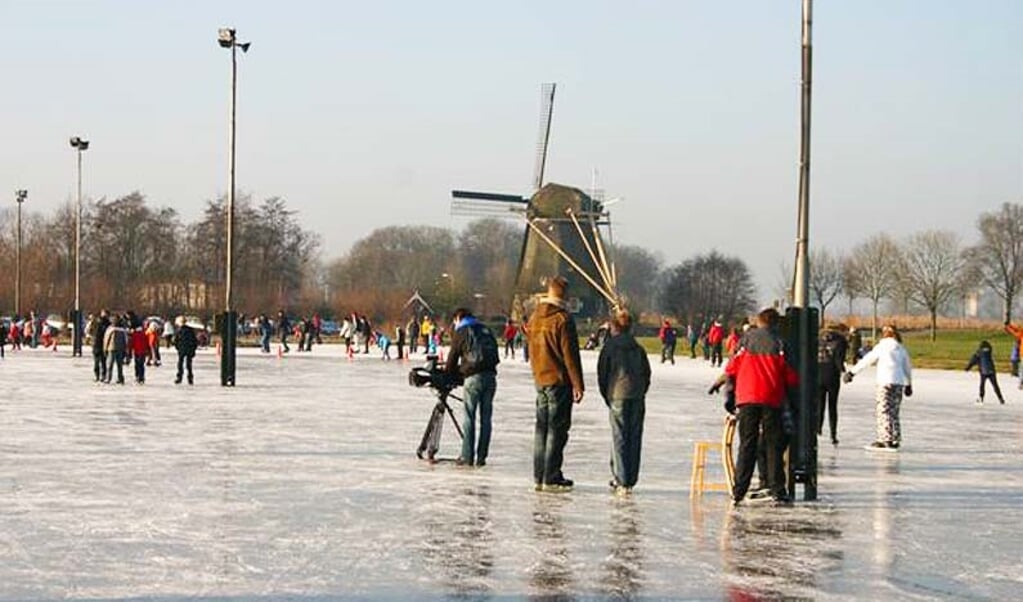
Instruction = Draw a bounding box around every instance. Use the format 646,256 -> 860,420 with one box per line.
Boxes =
216,341 -> 222,358
277,344 -> 284,359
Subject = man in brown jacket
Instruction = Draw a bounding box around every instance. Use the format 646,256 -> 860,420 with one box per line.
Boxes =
527,275 -> 585,492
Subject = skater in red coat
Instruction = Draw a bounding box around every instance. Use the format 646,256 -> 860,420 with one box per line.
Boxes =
130,327 -> 150,384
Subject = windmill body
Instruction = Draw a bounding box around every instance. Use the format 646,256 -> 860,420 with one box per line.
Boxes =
451,84 -> 617,320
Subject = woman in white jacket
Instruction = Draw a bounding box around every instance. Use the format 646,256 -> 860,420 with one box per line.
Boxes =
844,325 -> 913,449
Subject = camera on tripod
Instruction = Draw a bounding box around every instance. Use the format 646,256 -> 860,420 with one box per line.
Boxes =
408,355 -> 463,394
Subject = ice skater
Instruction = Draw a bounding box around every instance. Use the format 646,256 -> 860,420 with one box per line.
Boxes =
844,324 -> 913,450
818,324 -> 849,445
173,316 -> 197,385
598,309 -> 651,495
965,340 -> 1004,404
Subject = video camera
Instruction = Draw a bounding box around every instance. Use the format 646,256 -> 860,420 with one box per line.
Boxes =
408,355 -> 463,396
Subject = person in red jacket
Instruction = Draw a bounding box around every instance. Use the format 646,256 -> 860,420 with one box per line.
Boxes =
130,326 -> 150,384
707,318 -> 725,367
724,308 -> 798,505
503,319 -> 518,359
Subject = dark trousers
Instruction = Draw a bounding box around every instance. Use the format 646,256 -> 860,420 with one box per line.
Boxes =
689,338 -> 698,359
134,355 -> 146,383
608,397 -> 645,487
818,377 -> 840,440
504,339 -> 515,359
980,373 -> 1004,402
93,350 -> 107,381
105,351 -> 125,384
733,404 -> 785,500
280,334 -> 289,352
711,343 -> 723,367
661,342 -> 676,364
176,352 -> 194,383
396,341 -> 404,360
409,335 -> 418,354
534,385 -> 573,485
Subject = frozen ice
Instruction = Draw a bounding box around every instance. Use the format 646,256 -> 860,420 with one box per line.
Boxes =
0,344 -> 1020,599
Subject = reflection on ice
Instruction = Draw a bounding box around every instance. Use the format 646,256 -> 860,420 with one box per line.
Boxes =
599,497 -> 644,599
0,346 -> 1019,599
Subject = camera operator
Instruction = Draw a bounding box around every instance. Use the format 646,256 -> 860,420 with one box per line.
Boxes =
444,308 -> 500,467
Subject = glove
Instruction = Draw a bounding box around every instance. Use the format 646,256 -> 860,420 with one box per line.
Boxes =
904,385 -> 913,397
708,382 -> 723,395
842,371 -> 853,384
724,395 -> 736,415
781,410 -> 795,436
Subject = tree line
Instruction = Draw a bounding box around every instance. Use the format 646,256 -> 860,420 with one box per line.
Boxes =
2,191 -> 1019,339
0,192 -> 319,318
795,202 -> 1023,340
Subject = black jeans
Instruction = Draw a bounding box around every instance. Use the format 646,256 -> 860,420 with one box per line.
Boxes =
980,373 -> 1003,402
818,377 -> 840,440
176,352 -> 194,383
733,404 -> 785,500
534,385 -> 573,485
93,349 -> 107,381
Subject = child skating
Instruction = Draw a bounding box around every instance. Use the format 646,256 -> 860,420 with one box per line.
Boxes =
965,340 -> 1004,404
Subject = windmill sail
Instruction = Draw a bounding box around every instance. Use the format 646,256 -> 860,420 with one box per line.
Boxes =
533,83 -> 556,192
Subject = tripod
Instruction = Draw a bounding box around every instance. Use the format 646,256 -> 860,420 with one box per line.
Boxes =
416,387 -> 465,462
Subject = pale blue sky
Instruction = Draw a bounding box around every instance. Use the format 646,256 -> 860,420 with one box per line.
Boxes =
2,1 -> 1020,300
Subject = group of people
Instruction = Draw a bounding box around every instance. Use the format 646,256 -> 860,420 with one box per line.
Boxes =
1,311 -> 60,354
442,275 -> 651,496
710,311 -> 916,506
86,310 -> 198,385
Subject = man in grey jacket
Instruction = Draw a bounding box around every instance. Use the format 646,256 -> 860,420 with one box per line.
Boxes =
597,309 -> 651,494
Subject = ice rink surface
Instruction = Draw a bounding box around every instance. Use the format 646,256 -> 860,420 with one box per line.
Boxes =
0,343 -> 1020,600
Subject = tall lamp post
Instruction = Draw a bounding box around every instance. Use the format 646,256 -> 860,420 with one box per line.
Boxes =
217,27 -> 250,386
15,189 -> 26,319
70,136 -> 89,357
787,0 -> 818,501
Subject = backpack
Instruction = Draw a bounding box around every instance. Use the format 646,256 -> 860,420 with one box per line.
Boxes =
462,323 -> 500,373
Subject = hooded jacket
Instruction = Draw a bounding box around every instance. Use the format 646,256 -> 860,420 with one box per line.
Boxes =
848,337 -> 912,386
526,298 -> 584,392
966,344 -> 997,376
598,332 -> 651,401
724,327 -> 798,408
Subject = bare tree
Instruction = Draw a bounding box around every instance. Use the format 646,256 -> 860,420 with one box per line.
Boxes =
966,202 -> 1023,324
845,233 -> 900,340
809,248 -> 844,326
658,251 -> 757,324
614,244 -> 663,313
840,256 -> 859,317
901,230 -> 966,341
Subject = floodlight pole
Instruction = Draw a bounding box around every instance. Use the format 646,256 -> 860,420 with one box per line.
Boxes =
70,137 -> 89,358
789,0 -> 818,501
15,190 -> 26,318
218,27 -> 247,386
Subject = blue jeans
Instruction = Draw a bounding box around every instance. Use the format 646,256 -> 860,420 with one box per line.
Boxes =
534,385 -> 573,484
260,333 -> 271,353
461,372 -> 496,465
608,397 -> 645,487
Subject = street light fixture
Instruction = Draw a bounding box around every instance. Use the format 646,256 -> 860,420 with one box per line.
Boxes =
217,27 -> 250,387
15,189 -> 26,318
69,135 -> 89,357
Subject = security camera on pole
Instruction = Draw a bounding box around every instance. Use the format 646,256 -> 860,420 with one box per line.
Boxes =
217,27 -> 250,386
69,136 -> 89,358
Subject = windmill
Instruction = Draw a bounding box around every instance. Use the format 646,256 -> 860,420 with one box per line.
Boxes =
452,83 -> 620,319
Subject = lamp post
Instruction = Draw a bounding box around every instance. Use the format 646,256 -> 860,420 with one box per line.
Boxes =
217,27 -> 250,386
787,0 -> 818,501
69,136 -> 89,357
15,189 -> 26,319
